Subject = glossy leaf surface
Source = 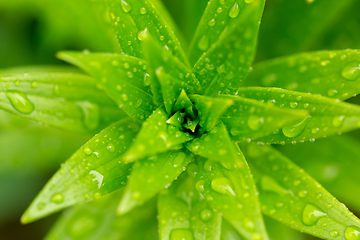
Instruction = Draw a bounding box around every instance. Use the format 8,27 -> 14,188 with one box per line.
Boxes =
218,95 -> 308,142
58,51 -> 157,121
242,143 -> 360,240
192,0 -> 265,96
0,68 -> 125,133
244,50 -> 360,100
237,87 -> 360,143
118,150 -> 193,214
21,118 -> 140,223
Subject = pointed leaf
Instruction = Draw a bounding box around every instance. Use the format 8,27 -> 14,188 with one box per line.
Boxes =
242,143 -> 360,240
188,151 -> 268,239
158,176 -> 222,240
191,0 -> 265,95
118,150 -> 193,214
237,87 -> 360,143
122,108 -> 193,162
190,95 -> 234,132
218,95 -> 308,142
58,51 -> 157,121
21,118 -> 140,223
46,190 -> 158,240
104,0 -> 188,64
277,135 -> 360,211
244,49 -> 360,100
0,68 -> 125,133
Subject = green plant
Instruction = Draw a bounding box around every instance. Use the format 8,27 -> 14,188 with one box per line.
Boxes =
2,0 -> 360,239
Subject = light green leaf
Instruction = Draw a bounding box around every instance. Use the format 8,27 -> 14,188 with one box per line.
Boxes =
257,0 -> 356,60
46,190 -> 158,240
118,150 -> 193,214
58,51 -> 157,121
244,49 -> 360,100
0,68 -> 125,133
122,107 -> 193,162
158,176 -> 222,240
104,0 -> 188,65
277,135 -> 360,211
218,95 -> 308,142
190,95 -> 234,132
191,0 -> 265,96
21,118 -> 140,224
242,143 -> 360,240
189,152 -> 268,239
237,87 -> 360,143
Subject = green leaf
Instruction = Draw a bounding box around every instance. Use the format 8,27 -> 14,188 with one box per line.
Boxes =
189,151 -> 268,239
257,0 -> 356,60
191,0 -> 265,96
118,150 -> 193,214
104,0 -> 188,65
220,220 -> 242,240
46,190 -> 158,240
244,49 -> 360,100
237,87 -> 360,143
141,34 -> 201,107
122,107 -> 193,162
21,118 -> 140,224
218,95 -> 308,142
158,176 -> 222,240
190,95 -> 234,132
58,51 -> 157,121
277,135 -> 360,211
242,143 -> 360,240
0,68 -> 125,133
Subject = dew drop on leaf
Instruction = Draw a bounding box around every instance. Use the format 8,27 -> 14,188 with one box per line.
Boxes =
121,0 -> 132,13
208,18 -> 216,26
196,180 -> 205,192
51,193 -> 64,204
76,101 -> 100,130
247,115 -> 264,131
83,147 -> 92,155
89,170 -> 104,188
229,2 -> 240,18
330,230 -> 340,237
332,115 -> 345,128
198,35 -> 209,51
341,61 -> 360,81
345,226 -> 360,240
282,117 -> 309,138
200,209 -> 213,222
211,177 -> 236,196
106,143 -> 115,152
140,7 -> 147,14
143,73 -> 151,86
6,91 -> 34,114
301,204 -> 327,226
170,229 -> 193,240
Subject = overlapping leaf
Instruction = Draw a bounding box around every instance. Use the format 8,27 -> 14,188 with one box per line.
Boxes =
244,50 -> 360,100
158,176 -> 222,240
242,143 -> 360,240
21,118 -> 140,223
118,150 -> 193,214
46,190 -> 158,240
58,51 -> 157,121
0,67 -> 125,133
191,0 -> 265,96
104,0 -> 188,64
237,87 -> 360,143
122,107 -> 193,162
218,95 -> 308,142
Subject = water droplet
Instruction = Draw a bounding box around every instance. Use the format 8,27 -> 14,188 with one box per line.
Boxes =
83,147 -> 92,155
173,152 -> 186,167
298,190 -> 308,198
211,177 -> 236,196
327,89 -> 338,97
200,209 -> 212,221
170,229 -> 193,240
140,7 -> 147,14
121,0 -> 131,13
6,91 -> 34,114
302,204 -> 326,226
37,202 -> 45,210
143,73 -> 151,86
341,61 -> 360,81
290,102 -> 298,108
345,226 -> 360,240
229,2 -> 240,18
51,193 -> 64,204
89,170 -> 104,188
134,99 -> 142,108
196,180 -> 205,192
137,28 -> 148,41
330,230 -> 339,237
282,117 -> 309,138
208,19 -> 216,26
198,35 -> 209,51
31,81 -> 38,88
76,101 -> 100,130
248,115 -> 264,131
106,143 -> 115,152
333,115 -> 345,128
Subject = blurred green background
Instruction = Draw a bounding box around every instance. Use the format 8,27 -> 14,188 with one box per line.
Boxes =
1,0 -> 360,239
